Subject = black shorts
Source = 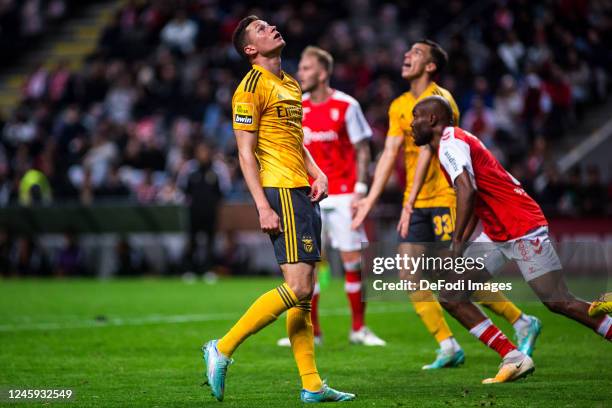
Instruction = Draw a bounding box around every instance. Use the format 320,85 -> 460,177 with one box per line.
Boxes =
264,187 -> 322,264
400,207 -> 456,243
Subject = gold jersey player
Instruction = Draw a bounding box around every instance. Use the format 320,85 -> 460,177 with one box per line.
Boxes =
203,16 -> 354,403
352,40 -> 541,369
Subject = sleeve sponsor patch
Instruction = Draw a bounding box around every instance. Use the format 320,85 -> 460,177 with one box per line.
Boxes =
438,140 -> 473,185
444,150 -> 459,172
234,103 -> 254,125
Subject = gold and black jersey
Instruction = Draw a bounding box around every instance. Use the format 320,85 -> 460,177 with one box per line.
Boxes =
232,64 -> 309,188
387,82 -> 460,208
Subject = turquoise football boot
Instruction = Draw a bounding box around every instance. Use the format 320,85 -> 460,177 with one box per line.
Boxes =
203,340 -> 233,401
300,382 -> 355,403
516,316 -> 542,356
422,348 -> 465,370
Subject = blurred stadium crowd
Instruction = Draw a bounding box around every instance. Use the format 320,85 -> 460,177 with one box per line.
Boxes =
2,0 -> 611,213
0,0 -> 611,275
0,0 -> 70,62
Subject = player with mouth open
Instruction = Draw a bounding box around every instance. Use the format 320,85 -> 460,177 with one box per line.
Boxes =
352,40 -> 540,369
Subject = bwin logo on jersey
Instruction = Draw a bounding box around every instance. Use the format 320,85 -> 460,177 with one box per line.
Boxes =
302,235 -> 314,253
234,114 -> 253,124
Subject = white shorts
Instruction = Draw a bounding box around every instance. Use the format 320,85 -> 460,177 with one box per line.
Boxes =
319,193 -> 368,252
464,225 -> 562,282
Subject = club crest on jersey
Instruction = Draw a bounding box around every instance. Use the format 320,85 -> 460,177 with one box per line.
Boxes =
441,128 -> 453,141
234,103 -> 254,124
302,235 -> 314,253
330,108 -> 339,121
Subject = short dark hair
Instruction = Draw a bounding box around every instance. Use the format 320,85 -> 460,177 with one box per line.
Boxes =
415,39 -> 448,75
417,96 -> 453,126
232,15 -> 259,60
434,96 -> 453,125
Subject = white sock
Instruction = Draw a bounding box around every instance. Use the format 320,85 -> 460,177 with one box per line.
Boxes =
596,315 -> 612,338
504,349 -> 523,361
439,337 -> 454,353
512,314 -> 531,332
451,337 -> 461,351
469,318 -> 492,338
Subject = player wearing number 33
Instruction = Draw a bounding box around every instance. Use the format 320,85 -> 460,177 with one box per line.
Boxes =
351,39 -> 540,370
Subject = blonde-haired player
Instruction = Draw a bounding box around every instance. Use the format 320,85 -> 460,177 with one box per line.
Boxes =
277,46 -> 385,347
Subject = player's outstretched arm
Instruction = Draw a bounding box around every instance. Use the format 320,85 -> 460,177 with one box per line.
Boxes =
302,145 -> 328,202
351,135 -> 403,229
235,129 -> 281,234
406,145 -> 432,207
354,139 -> 371,190
452,171 -> 475,257
398,145 -> 433,238
351,139 -> 371,209
462,213 -> 478,242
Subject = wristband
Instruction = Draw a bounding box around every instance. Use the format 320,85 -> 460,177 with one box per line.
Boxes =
354,182 -> 368,194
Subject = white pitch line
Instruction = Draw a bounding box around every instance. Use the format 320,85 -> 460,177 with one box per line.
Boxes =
0,304 -> 408,333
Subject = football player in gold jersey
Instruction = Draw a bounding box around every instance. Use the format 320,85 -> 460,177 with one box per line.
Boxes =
353,40 -> 541,369
203,15 -> 354,403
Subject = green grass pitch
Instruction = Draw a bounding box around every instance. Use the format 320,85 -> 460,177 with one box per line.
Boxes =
0,278 -> 610,407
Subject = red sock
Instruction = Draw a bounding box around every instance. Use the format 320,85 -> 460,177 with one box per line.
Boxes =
596,315 -> 612,340
311,283 -> 321,337
469,319 -> 516,358
345,265 -> 365,331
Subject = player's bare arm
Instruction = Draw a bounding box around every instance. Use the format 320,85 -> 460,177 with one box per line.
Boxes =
354,139 -> 371,189
462,213 -> 478,242
397,145 -> 433,238
235,129 -> 281,234
352,139 -> 371,208
302,145 -> 328,202
451,170 -> 475,258
351,135 -> 403,229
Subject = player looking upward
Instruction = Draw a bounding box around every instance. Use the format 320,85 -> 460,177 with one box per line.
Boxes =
203,16 -> 354,403
276,46 -> 385,347
352,40 -> 540,369
411,95 -> 612,383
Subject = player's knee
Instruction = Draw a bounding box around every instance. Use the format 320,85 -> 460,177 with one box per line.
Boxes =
438,295 -> 457,314
542,300 -> 568,314
440,288 -> 469,303
438,288 -> 471,314
288,281 -> 313,301
399,269 -> 416,281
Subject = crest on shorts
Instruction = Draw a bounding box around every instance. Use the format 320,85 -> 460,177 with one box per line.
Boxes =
530,238 -> 543,254
302,235 -> 314,253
